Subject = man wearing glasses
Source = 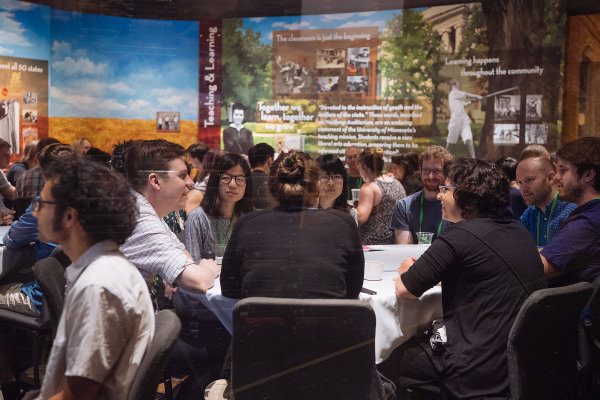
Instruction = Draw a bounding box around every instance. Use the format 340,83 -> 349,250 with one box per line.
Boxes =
390,146 -> 454,244
32,159 -> 154,400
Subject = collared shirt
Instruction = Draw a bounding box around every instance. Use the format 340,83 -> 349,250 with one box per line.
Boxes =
39,240 -> 154,400
541,199 -> 600,286
519,196 -> 576,247
120,191 -> 193,286
16,165 -> 44,199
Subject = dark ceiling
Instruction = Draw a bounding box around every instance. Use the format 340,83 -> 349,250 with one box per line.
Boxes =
23,0 -> 600,20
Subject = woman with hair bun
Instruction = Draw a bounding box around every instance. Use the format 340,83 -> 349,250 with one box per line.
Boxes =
220,150 -> 364,300
357,147 -> 406,244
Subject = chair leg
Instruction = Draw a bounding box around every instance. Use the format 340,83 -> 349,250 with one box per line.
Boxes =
32,331 -> 40,387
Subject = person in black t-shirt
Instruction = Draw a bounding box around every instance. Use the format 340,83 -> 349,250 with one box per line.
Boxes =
379,158 -> 545,400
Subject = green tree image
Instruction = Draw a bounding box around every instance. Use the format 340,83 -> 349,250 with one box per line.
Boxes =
380,9 -> 449,134
221,19 -> 272,121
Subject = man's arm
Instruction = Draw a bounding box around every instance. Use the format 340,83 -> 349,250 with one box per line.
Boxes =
394,229 -> 413,244
176,260 -> 220,293
48,376 -> 100,400
1,185 -> 16,201
540,253 -> 562,280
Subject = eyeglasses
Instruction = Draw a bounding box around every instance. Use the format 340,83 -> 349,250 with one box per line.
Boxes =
31,196 -> 61,211
319,174 -> 344,183
219,174 -> 247,186
422,168 -> 444,176
438,185 -> 456,194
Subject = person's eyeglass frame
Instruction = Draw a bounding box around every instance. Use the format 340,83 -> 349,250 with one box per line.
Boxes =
421,168 -> 444,176
438,185 -> 456,194
31,196 -> 62,211
219,174 -> 247,186
319,174 -> 344,183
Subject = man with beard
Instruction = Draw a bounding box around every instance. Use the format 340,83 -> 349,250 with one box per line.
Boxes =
390,146 -> 454,244
540,137 -> 600,285
516,157 -> 576,246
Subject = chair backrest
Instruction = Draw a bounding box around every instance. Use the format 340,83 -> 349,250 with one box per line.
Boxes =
507,282 -> 593,400
231,297 -> 375,400
32,257 -> 67,334
127,309 -> 181,400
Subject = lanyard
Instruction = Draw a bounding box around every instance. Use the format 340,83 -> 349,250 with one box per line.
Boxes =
419,192 -> 443,236
216,214 -> 236,245
536,192 -> 558,247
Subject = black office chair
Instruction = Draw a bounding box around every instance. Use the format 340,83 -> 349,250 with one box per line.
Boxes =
231,297 -> 376,400
0,256 -> 66,387
507,282 -> 593,400
126,309 -> 182,400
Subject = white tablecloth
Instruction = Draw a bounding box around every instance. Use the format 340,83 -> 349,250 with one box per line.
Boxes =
178,244 -> 443,364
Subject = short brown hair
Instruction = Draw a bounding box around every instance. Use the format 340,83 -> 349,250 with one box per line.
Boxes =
125,140 -> 186,191
38,143 -> 75,173
358,147 -> 384,175
520,144 -> 550,161
419,145 -> 454,170
557,137 -> 600,192
0,138 -> 10,151
268,150 -> 319,208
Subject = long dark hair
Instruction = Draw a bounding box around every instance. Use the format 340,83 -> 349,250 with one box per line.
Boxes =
200,153 -> 253,217
316,154 -> 350,213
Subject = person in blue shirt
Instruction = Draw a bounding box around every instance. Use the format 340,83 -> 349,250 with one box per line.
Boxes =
516,157 -> 576,247
390,146 -> 454,244
540,137 -> 600,286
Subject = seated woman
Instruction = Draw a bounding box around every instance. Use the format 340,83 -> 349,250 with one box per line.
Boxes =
390,152 -> 422,196
316,154 -> 357,224
220,150 -> 364,299
184,153 -> 253,261
356,147 -> 405,244
381,158 -> 545,399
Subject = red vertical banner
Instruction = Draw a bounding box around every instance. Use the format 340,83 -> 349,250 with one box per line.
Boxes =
198,20 -> 222,148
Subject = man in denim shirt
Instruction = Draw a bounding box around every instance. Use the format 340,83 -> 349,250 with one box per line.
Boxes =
516,157 -> 576,247
540,137 -> 600,286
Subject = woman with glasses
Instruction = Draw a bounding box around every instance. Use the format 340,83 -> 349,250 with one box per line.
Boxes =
184,153 -> 253,261
381,158 -> 545,399
356,147 -> 406,244
316,154 -> 358,224
220,150 -> 363,300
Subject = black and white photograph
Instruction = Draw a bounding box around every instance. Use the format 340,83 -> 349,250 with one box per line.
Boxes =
317,76 -> 339,93
274,56 -> 313,95
525,124 -> 548,144
22,109 -> 37,124
525,95 -> 542,121
22,91 -> 38,105
347,76 -> 368,93
493,123 -> 520,145
348,47 -> 370,69
494,95 -> 521,122
316,48 -> 345,69
156,111 -> 180,132
0,99 -> 20,150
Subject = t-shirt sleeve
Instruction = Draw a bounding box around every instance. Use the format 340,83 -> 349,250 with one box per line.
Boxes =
541,214 -> 595,274
401,236 -> 456,297
63,285 -> 132,383
0,170 -> 11,191
390,198 -> 410,231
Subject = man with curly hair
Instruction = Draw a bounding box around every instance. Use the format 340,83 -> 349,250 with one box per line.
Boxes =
390,146 -> 454,244
540,136 -> 600,285
32,159 -> 154,400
